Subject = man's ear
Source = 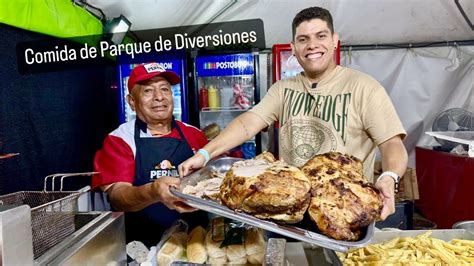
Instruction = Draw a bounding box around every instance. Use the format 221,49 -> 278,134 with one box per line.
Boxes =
127,94 -> 136,111
333,32 -> 340,49
290,41 -> 296,56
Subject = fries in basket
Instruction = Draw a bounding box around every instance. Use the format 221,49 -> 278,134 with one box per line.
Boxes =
336,231 -> 474,265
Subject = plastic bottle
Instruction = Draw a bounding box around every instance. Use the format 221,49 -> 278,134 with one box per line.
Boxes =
241,142 -> 256,159
208,85 -> 219,109
220,79 -> 233,108
199,85 -> 209,110
172,85 -> 182,118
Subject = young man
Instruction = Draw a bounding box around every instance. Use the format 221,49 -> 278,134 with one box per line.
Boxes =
180,7 -> 408,220
92,63 -> 208,246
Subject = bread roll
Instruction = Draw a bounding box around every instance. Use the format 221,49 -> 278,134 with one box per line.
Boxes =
156,234 -> 186,266
244,229 -> 266,256
227,256 -> 247,264
173,232 -> 188,246
225,244 -> 246,262
187,226 -> 208,263
205,230 -> 227,258
247,253 -> 264,264
208,256 -> 227,265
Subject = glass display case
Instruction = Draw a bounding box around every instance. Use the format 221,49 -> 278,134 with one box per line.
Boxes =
193,52 -> 260,158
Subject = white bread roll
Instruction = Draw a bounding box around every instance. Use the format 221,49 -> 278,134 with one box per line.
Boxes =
247,253 -> 264,264
244,229 -> 266,256
205,230 -> 227,258
187,226 -> 208,263
227,256 -> 247,264
208,256 -> 227,265
225,244 -> 246,262
173,232 -> 188,246
156,234 -> 186,266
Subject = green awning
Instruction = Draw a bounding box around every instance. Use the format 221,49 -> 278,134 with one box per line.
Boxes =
0,0 -> 103,37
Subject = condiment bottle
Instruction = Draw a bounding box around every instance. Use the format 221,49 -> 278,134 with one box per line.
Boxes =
199,85 -> 209,109
208,85 -> 219,109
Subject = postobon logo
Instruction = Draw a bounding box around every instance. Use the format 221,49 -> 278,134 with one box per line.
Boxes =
204,60 -> 251,70
150,159 -> 179,179
280,119 -> 337,166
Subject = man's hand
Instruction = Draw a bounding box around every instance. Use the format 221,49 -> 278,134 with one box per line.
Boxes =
178,112 -> 268,178
375,176 -> 396,220
376,135 -> 407,220
178,153 -> 206,177
151,176 -> 196,213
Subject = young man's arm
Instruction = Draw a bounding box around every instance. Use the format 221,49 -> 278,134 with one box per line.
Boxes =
179,112 -> 268,176
375,135 -> 408,220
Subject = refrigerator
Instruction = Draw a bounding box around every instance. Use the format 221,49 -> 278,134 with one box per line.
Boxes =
272,41 -> 340,82
117,51 -> 189,123
270,42 -> 341,156
191,52 -> 261,158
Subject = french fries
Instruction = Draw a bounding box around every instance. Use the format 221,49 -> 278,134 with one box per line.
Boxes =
336,231 -> 474,265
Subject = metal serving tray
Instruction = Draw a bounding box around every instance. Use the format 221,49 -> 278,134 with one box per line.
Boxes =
325,229 -> 474,265
171,157 -> 375,252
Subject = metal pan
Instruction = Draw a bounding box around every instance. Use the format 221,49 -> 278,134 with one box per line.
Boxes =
171,157 -> 375,252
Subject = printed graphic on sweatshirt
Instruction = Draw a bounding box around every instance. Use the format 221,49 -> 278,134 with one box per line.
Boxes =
281,87 -> 351,142
280,119 -> 337,166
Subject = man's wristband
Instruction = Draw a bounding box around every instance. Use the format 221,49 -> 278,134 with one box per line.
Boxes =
197,148 -> 210,165
376,171 -> 400,193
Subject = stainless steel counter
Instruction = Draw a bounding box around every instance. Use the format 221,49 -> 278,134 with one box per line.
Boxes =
35,211 -> 126,265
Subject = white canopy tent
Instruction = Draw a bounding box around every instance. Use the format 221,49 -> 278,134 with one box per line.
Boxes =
88,0 -> 474,166
88,0 -> 473,45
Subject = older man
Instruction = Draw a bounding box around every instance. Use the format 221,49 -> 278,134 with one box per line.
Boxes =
92,62 -> 208,246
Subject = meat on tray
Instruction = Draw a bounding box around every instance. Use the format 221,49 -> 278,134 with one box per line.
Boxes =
301,152 -> 383,241
181,151 -> 383,241
220,153 -> 311,224
182,177 -> 223,199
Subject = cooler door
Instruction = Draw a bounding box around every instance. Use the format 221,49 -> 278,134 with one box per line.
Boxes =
195,53 -> 259,158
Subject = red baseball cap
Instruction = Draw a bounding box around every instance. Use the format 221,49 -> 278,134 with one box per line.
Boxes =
127,62 -> 180,93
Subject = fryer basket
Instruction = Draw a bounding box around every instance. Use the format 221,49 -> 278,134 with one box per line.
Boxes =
0,172 -> 96,259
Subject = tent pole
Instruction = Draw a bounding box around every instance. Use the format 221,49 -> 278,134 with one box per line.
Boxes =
340,40 -> 474,51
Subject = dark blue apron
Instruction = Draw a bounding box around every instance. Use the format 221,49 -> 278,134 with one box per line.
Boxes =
125,118 -> 208,247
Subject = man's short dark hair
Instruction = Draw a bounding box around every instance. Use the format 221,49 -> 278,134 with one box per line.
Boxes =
292,7 -> 334,39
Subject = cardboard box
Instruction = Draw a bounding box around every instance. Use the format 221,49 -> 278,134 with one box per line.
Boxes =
374,161 -> 419,201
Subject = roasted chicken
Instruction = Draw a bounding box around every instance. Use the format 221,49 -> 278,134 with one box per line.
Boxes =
220,155 -> 311,224
301,152 -> 383,241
